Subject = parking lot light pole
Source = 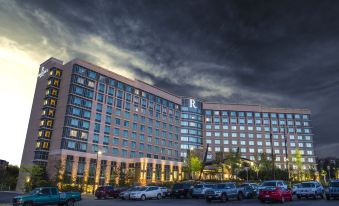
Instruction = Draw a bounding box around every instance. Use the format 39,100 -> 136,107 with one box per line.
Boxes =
327,165 -> 331,181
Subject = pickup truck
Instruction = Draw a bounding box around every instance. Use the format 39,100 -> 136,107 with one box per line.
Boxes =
12,187 -> 81,206
325,179 -> 339,200
205,182 -> 243,203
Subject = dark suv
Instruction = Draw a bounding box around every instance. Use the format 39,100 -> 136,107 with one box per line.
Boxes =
171,183 -> 194,198
95,185 -> 125,199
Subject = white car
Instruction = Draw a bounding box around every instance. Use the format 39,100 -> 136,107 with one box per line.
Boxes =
129,186 -> 163,200
120,187 -> 141,200
296,181 -> 324,199
192,184 -> 214,198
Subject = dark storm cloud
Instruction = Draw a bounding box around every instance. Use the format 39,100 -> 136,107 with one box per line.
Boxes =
14,0 -> 339,157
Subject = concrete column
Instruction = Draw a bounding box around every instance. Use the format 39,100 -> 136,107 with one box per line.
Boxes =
170,163 -> 174,181
71,156 -> 79,185
161,162 -> 165,182
152,162 -> 156,182
105,161 -> 111,185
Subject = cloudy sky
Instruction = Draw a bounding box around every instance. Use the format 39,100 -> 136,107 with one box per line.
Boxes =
1,0 -> 339,165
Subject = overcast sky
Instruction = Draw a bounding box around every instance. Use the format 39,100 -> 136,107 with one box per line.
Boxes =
1,0 -> 339,165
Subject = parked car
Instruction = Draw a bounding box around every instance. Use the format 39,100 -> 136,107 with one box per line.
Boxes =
258,180 -> 288,195
326,179 -> 339,200
12,187 -> 81,206
95,185 -> 126,199
292,183 -> 301,195
258,186 -> 292,203
119,186 -> 141,200
192,183 -> 214,198
129,186 -> 162,200
170,183 -> 194,198
205,182 -> 243,203
159,187 -> 170,198
296,181 -> 324,200
238,183 -> 258,198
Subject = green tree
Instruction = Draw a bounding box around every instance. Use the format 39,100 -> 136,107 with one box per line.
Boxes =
190,156 -> 202,179
0,164 -> 19,191
294,148 -> 303,181
223,148 -> 242,179
21,164 -> 50,192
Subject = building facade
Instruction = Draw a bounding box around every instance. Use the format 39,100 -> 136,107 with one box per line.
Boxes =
17,57 -> 316,191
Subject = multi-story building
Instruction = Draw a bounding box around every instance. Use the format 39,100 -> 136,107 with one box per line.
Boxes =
17,57 -> 316,191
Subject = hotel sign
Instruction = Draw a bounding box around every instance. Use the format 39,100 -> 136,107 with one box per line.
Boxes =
189,99 -> 197,109
38,66 -> 48,78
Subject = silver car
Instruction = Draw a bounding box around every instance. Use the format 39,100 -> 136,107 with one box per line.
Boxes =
192,184 -> 214,198
119,187 -> 141,200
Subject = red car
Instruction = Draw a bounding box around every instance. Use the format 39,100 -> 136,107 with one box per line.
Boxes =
259,186 -> 293,203
95,185 -> 126,199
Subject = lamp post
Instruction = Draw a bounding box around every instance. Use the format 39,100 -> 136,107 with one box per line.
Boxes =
244,167 -> 249,182
327,165 -> 331,181
92,150 -> 102,194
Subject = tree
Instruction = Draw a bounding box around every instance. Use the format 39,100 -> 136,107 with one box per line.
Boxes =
294,148 -> 303,181
0,164 -> 19,191
320,170 -> 327,184
21,164 -> 50,192
190,156 -> 202,179
223,148 -> 242,179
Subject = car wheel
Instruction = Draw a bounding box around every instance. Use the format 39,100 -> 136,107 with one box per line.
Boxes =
313,193 -> 317,200
141,195 -> 146,201
326,195 -> 331,200
237,192 -> 244,201
23,202 -> 33,206
97,195 -> 102,200
220,193 -> 227,202
206,198 -> 212,203
281,196 -> 285,203
297,195 -> 301,200
157,193 -> 162,200
320,194 -> 324,199
66,199 -> 75,206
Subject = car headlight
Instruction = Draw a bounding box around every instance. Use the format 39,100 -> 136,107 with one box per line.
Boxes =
16,199 -> 23,203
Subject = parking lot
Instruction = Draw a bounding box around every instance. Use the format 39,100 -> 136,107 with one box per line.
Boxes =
1,192 -> 338,206
78,197 -> 338,206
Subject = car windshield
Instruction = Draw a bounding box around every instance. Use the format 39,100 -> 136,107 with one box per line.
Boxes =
28,189 -> 40,195
261,182 -> 276,187
264,186 -> 277,191
329,182 -> 339,187
194,184 -> 203,188
173,184 -> 184,189
205,184 -> 214,188
301,183 -> 315,188
137,187 -> 147,191
97,187 -> 104,190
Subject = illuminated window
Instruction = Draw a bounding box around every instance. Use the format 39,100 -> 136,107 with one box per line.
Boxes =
41,110 -> 46,116
50,99 -> 56,106
38,131 -> 43,137
40,120 -> 45,126
51,89 -> 58,96
42,142 -> 49,149
47,120 -> 53,127
53,79 -> 59,87
70,129 -> 78,137
55,69 -> 61,77
45,131 -> 51,138
44,100 -> 48,105
36,142 -> 41,148
48,109 -> 55,117
48,80 -> 52,85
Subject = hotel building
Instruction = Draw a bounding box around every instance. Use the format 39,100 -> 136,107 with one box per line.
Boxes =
17,57 -> 316,191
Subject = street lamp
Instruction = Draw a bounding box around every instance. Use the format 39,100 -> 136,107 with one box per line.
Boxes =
92,150 -> 102,194
327,165 -> 331,181
244,167 -> 249,182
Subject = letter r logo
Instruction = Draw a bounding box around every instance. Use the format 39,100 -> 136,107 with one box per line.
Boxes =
189,99 -> 197,108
